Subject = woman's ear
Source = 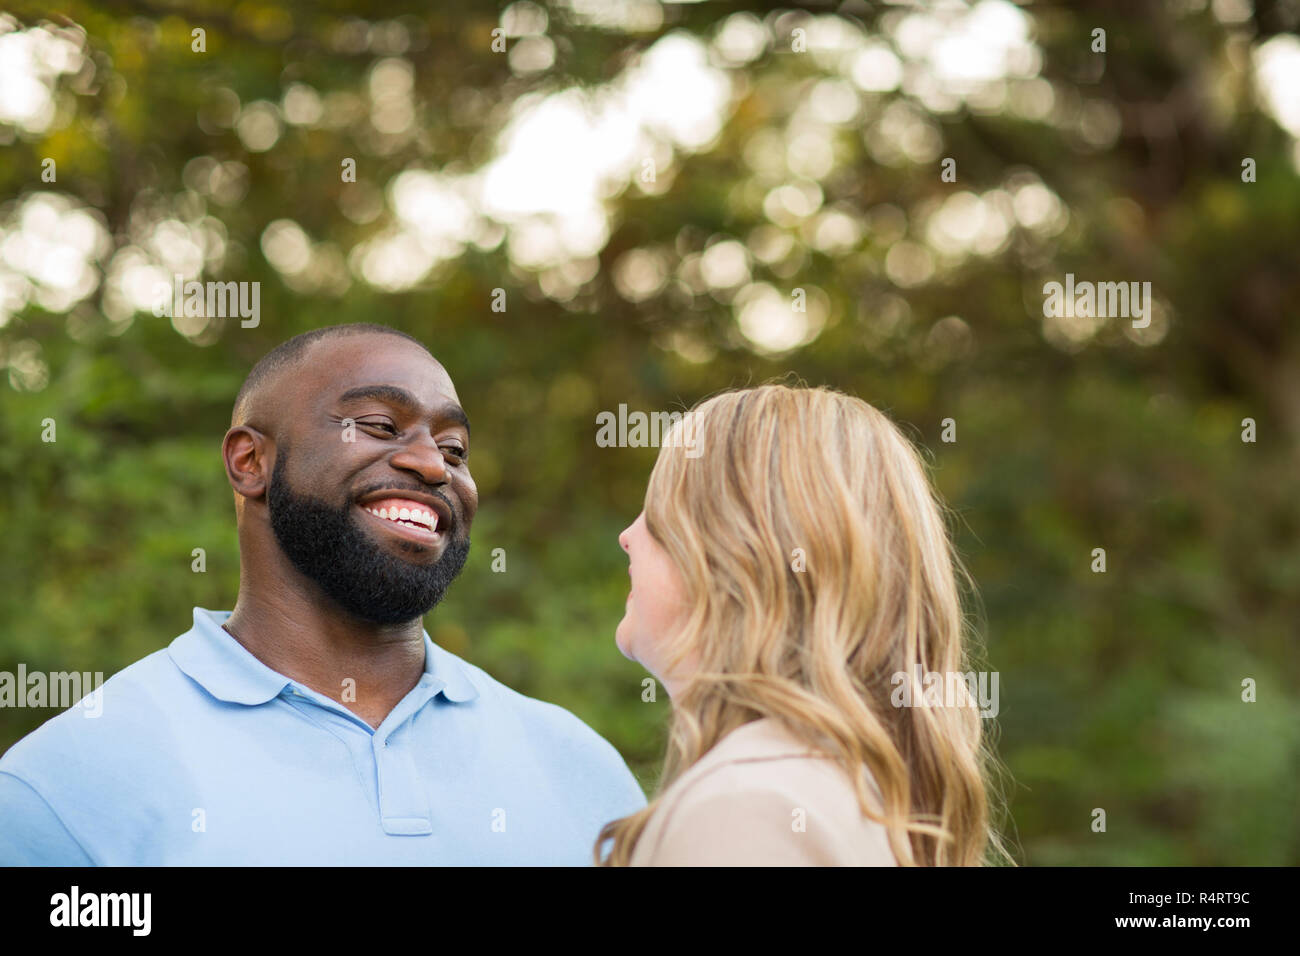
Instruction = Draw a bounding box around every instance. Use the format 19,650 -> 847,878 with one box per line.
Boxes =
223,425 -> 270,500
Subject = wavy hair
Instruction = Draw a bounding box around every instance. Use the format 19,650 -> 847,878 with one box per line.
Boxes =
595,384 -> 1014,866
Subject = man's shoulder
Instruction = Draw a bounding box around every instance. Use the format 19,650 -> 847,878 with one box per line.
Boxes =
452,653 -> 613,741
443,651 -> 642,782
0,629 -> 219,864
0,647 -> 187,777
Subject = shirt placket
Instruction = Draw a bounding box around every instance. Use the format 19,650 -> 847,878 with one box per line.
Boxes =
282,678 -> 440,837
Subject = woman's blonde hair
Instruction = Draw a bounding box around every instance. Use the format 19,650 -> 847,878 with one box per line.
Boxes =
595,383 -> 1013,866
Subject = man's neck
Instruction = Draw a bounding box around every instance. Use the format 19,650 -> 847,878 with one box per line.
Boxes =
222,590 -> 426,730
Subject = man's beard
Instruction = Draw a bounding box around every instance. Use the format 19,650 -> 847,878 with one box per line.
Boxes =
266,449 -> 470,626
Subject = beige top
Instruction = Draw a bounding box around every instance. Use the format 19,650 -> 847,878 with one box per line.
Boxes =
629,717 -> 899,866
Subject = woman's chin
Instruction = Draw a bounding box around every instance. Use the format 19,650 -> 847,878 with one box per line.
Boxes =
614,622 -> 636,663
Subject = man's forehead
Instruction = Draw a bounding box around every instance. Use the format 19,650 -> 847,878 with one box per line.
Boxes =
305,334 -> 458,403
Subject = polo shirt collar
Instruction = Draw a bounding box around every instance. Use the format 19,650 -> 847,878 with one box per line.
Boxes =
169,607 -> 479,706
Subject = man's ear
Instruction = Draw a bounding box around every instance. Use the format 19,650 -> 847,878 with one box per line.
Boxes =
223,426 -> 272,500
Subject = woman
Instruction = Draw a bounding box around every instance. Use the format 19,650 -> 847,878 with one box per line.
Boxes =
596,384 -> 1011,866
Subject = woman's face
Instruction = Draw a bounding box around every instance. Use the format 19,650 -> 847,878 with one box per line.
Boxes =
616,510 -> 692,697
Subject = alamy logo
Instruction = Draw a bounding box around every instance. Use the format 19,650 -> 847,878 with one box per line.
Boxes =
50,886 -> 151,936
890,665 -> 1000,718
0,666 -> 104,718
1042,273 -> 1152,328
595,405 -> 702,458
152,273 -> 260,327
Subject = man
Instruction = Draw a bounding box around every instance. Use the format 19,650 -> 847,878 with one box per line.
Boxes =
0,323 -> 645,864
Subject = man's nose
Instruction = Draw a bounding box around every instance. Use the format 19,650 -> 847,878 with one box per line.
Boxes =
389,434 -> 449,484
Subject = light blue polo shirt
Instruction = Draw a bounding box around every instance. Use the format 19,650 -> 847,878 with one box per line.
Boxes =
0,608 -> 646,865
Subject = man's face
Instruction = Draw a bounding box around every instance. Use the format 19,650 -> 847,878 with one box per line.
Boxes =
264,334 -> 478,626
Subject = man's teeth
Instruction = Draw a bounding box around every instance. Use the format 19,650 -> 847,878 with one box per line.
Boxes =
366,506 -> 438,531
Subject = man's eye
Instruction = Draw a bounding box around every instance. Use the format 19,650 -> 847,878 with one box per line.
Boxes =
442,445 -> 468,461
361,421 -> 398,435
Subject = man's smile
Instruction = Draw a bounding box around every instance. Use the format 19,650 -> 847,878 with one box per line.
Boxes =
354,487 -> 456,550
357,501 -> 445,547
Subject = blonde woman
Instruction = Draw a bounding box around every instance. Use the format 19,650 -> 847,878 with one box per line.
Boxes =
597,384 -> 1011,867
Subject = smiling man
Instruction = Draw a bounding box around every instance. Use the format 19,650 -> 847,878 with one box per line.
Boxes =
0,323 -> 646,865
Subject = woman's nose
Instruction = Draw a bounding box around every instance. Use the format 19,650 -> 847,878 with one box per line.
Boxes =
618,527 -> 630,553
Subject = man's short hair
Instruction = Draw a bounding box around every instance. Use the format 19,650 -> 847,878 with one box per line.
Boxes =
231,324 -> 432,427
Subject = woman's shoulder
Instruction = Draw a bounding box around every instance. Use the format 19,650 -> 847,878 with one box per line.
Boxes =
670,717 -> 885,817
633,718 -> 898,866
692,715 -> 826,769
